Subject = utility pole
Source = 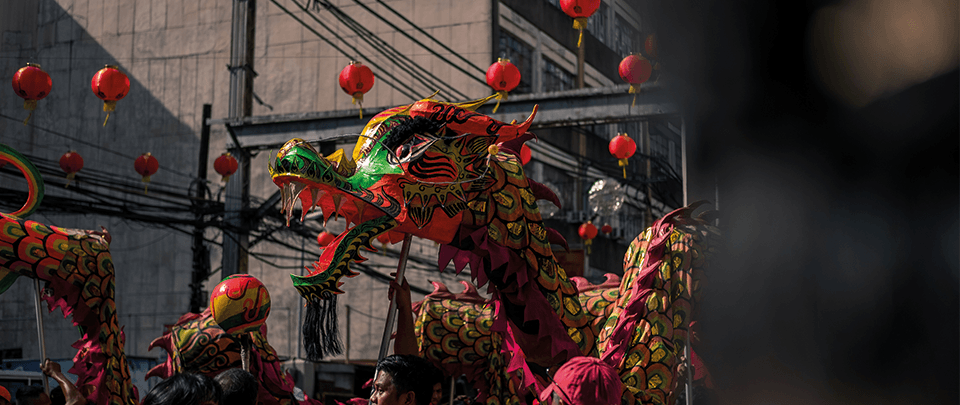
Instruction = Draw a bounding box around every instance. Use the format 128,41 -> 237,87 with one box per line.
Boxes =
190,104 -> 213,313
223,0 -> 257,277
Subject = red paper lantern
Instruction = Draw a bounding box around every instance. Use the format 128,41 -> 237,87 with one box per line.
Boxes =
134,152 -> 159,194
609,133 -> 637,178
317,231 -> 336,248
12,63 -> 52,125
338,61 -> 375,119
559,0 -> 601,48
619,55 -> 653,95
601,223 -> 613,235
485,58 -> 521,114
214,153 -> 239,183
644,34 -> 658,60
59,151 -> 84,187
91,65 -> 130,126
578,221 -> 598,254
519,144 -> 532,165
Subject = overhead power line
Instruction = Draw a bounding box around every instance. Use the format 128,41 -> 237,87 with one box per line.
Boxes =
347,0 -> 488,87
371,0 -> 488,76
270,0 -> 420,101
301,0 -> 471,100
0,113 -> 199,182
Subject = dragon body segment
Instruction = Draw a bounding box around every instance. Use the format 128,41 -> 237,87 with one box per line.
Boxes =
0,145 -> 137,405
147,309 -> 320,405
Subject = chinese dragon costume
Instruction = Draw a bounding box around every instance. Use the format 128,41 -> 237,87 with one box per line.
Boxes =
0,144 -> 137,405
1,144 -> 318,405
270,97 -> 720,405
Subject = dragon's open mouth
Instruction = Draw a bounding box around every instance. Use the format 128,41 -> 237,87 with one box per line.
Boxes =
270,139 -> 400,298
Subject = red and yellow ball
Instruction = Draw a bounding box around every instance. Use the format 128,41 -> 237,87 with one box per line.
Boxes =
209,274 -> 271,336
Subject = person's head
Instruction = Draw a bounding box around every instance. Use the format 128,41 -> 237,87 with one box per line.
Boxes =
143,373 -> 222,405
0,385 -> 10,405
539,357 -> 623,405
371,355 -> 443,405
427,364 -> 444,405
15,386 -> 51,405
429,382 -> 442,405
213,368 -> 258,405
49,386 -> 65,405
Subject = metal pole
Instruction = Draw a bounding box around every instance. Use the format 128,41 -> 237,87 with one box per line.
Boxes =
448,375 -> 455,405
240,334 -> 251,372
681,117 -> 693,405
223,0 -> 256,277
297,237 -> 305,360
190,104 -> 213,313
376,233 -> 413,362
32,278 -> 50,394
681,117 -> 688,207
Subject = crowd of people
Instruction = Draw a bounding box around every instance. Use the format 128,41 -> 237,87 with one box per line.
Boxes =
2,359 -> 259,405
3,275 -> 626,405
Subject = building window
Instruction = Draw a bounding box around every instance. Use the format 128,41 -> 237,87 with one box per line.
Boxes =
498,32 -> 533,94
586,3 -> 608,45
543,57 -> 576,92
614,14 -> 638,57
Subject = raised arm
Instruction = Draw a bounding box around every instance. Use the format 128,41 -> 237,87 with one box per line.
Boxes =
41,359 -> 88,405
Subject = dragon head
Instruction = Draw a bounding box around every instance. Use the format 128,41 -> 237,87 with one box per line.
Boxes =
270,97 -> 539,359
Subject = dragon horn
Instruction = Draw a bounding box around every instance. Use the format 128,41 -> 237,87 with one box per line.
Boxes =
454,93 -> 499,111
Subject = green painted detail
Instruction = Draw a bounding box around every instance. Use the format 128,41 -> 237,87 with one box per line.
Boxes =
290,215 -> 398,299
0,143 -> 45,218
0,269 -> 19,295
216,305 -> 271,332
347,146 -> 402,190
291,268 -> 330,288
273,140 -> 402,192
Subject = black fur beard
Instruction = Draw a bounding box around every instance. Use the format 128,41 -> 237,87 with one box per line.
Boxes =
303,292 -> 343,361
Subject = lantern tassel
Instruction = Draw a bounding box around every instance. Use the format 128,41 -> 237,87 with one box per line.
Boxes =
618,158 -> 629,179
103,100 -> 117,126
492,91 -> 508,114
585,238 -> 592,255
22,99 -> 37,125
573,18 -> 588,48
65,173 -> 76,188
629,84 -> 640,108
222,174 -> 231,183
142,176 -> 151,194
352,92 -> 364,119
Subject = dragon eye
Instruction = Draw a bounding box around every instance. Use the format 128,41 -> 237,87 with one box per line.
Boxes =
395,144 -> 410,159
